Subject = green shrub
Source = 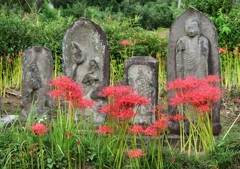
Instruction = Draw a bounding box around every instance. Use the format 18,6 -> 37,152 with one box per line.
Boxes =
207,132 -> 240,169
210,8 -> 240,49
101,15 -> 167,60
0,4 -> 74,59
123,2 -> 173,30
182,0 -> 236,17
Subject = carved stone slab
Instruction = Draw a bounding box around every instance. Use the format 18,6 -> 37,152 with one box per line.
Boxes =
167,7 -> 221,135
21,46 -> 53,118
62,18 -> 110,124
124,56 -> 158,124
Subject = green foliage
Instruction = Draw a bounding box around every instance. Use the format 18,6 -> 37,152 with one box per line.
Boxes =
0,3 -> 74,60
0,0 -> 36,12
160,131 -> 240,169
211,8 -> 240,49
101,15 -> 167,59
123,2 -> 174,29
182,0 -> 236,17
60,2 -> 87,18
207,132 -> 240,169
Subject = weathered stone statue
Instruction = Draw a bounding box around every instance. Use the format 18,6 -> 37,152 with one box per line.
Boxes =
62,18 -> 110,125
21,46 -> 53,118
124,56 -> 158,124
176,16 -> 209,79
167,7 -> 221,135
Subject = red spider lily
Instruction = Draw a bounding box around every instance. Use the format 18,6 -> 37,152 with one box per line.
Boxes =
170,114 -> 185,122
152,105 -> 163,113
31,123 -> 48,136
96,126 -> 113,136
100,86 -> 149,120
129,125 -> 144,135
168,76 -> 198,91
65,132 -> 72,139
127,149 -> 146,159
101,85 -> 134,97
120,40 -> 130,46
218,48 -> 226,53
116,109 -> 138,120
143,126 -> 158,137
49,77 -> 94,109
206,75 -> 221,84
168,76 -> 222,113
157,113 -> 168,122
152,120 -> 168,132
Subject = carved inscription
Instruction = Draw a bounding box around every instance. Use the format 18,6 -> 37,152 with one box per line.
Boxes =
128,64 -> 154,124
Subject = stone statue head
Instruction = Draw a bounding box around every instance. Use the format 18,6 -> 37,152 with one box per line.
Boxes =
185,17 -> 200,37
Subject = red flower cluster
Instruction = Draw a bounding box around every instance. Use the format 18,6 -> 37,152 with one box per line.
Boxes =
152,105 -> 163,113
31,123 -> 48,136
168,76 -> 222,113
128,114 -> 168,137
120,40 -> 130,46
218,48 -> 226,53
127,149 -> 146,159
96,126 -> 113,136
170,114 -> 185,122
128,125 -> 144,135
100,86 -> 149,120
49,77 -> 94,109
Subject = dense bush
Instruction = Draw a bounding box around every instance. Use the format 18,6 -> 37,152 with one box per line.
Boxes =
0,4 -> 73,59
210,8 -> 240,49
182,0 -> 236,17
122,2 -> 174,30
100,15 -> 167,60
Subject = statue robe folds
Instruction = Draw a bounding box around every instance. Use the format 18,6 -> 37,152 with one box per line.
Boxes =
176,35 -> 209,79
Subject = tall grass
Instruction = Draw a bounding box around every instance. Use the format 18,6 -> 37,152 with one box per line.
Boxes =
220,46 -> 240,91
0,52 -> 22,97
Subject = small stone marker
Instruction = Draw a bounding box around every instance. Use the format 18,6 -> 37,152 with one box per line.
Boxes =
62,18 -> 110,124
167,7 -> 221,135
124,56 -> 158,124
21,46 -> 53,118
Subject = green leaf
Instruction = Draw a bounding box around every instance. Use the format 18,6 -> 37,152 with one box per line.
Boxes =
47,158 -> 52,163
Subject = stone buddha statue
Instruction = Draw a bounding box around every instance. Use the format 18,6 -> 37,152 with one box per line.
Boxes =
176,16 -> 209,79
